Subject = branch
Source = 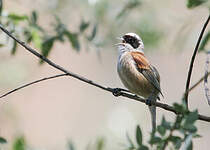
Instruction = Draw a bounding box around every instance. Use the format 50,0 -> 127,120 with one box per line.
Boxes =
0,24 -> 210,122
0,73 -> 68,99
185,72 -> 210,94
204,51 -> 210,105
184,14 -> 210,108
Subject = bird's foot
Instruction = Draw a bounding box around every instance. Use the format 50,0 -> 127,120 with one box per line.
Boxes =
146,99 -> 152,106
112,88 -> 128,97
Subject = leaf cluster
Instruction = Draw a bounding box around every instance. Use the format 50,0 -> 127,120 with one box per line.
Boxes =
125,102 -> 200,150
0,0 -> 97,64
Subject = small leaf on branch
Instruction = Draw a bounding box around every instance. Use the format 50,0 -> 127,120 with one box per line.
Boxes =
64,31 -> 80,51
187,0 -> 207,8
79,20 -> 90,33
161,116 -> 171,130
184,110 -> 198,125
136,125 -> 142,146
13,136 -> 26,150
8,13 -> 28,23
40,37 -> 56,64
0,137 -> 7,144
157,125 -> 166,136
31,10 -> 38,24
87,24 -> 97,41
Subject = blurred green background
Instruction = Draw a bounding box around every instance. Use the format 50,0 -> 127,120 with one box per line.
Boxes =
0,0 -> 210,149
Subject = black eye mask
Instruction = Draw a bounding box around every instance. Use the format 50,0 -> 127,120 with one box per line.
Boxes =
123,35 -> 140,49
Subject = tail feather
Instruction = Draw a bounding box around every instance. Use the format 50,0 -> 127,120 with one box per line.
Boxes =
149,104 -> 156,132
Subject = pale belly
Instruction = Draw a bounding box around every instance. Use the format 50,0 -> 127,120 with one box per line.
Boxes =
117,53 -> 155,98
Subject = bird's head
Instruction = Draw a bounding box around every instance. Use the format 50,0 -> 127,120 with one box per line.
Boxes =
117,33 -> 144,54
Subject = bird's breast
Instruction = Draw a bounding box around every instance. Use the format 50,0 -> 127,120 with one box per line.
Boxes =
117,52 -> 154,98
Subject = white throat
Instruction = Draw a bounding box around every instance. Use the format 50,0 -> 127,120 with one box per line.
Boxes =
117,43 -> 144,57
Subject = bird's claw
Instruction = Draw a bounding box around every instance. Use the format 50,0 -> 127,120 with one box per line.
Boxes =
146,99 -> 152,106
112,88 -> 122,97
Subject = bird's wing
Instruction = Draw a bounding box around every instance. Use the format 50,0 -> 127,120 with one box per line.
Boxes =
130,51 -> 163,96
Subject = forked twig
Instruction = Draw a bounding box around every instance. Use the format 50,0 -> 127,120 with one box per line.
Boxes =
0,73 -> 68,99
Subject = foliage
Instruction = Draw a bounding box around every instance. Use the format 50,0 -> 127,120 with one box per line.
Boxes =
125,102 -> 200,150
12,136 -> 26,150
0,0 -> 97,63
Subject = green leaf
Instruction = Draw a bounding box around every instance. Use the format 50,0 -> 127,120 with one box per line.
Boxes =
0,137 -> 7,144
168,136 -> 182,149
149,136 -> 161,145
183,124 -> 197,133
11,41 -> 17,55
161,116 -> 171,130
87,24 -> 97,41
24,30 -> 32,43
187,0 -> 207,8
40,37 -> 56,63
0,0 -> 3,16
96,138 -> 104,150
136,125 -> 142,146
138,145 -> 149,150
64,31 -> 80,51
8,13 -> 28,23
79,20 -> 90,33
199,31 -> 210,52
184,110 -> 198,125
157,125 -> 166,136
12,136 -> 26,150
31,28 -> 42,49
31,11 -> 38,24
173,102 -> 187,114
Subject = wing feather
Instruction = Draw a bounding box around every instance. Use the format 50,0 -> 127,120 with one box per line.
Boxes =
131,51 -> 163,96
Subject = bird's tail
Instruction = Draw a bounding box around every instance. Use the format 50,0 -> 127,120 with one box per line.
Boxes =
149,103 -> 156,133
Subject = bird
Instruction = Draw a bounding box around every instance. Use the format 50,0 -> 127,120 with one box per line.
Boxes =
116,32 -> 163,132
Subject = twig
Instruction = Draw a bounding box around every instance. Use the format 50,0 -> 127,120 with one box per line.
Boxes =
185,72 -> 210,94
0,24 -> 210,122
162,124 -> 176,149
189,72 -> 210,93
204,51 -> 210,105
0,73 -> 68,99
184,14 -> 210,108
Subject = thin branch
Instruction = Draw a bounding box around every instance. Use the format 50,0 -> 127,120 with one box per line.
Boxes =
204,51 -> 210,105
0,73 -> 68,99
0,24 -> 210,122
185,72 -> 210,94
184,15 -> 210,108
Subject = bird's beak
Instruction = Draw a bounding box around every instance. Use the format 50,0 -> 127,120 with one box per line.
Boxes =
115,37 -> 125,46
115,43 -> 124,46
116,36 -> 123,41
